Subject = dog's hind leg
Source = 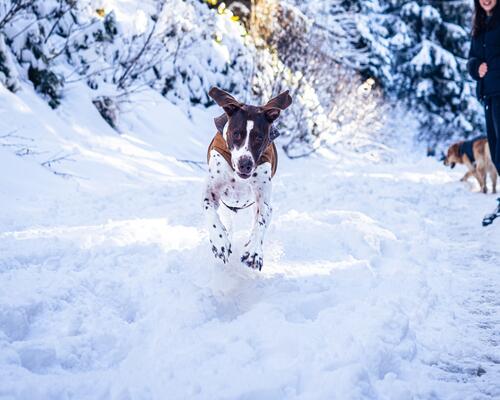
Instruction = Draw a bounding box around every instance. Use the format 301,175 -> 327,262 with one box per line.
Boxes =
489,166 -> 497,194
460,170 -> 474,182
464,157 -> 486,192
476,166 -> 488,193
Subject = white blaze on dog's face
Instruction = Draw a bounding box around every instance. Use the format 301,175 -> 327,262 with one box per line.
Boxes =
230,120 -> 255,178
223,108 -> 277,179
208,87 -> 292,179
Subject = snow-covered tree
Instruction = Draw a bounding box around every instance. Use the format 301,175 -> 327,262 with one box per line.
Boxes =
390,1 -> 481,145
362,0 -> 480,145
291,0 -> 481,146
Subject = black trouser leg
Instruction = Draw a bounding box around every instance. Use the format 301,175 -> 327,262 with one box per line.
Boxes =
482,97 -> 500,226
485,96 -> 500,174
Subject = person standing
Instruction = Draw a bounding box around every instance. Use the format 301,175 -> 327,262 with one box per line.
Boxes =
468,0 -> 500,226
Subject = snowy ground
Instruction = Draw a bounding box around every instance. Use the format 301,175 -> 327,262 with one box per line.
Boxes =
1,83 -> 499,400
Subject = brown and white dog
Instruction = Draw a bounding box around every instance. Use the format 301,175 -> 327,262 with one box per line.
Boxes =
444,137 -> 497,194
203,87 -> 292,270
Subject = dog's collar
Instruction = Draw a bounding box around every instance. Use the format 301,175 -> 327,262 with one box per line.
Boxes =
221,200 -> 255,213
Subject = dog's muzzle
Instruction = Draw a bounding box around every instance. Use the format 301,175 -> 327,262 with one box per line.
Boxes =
236,156 -> 254,179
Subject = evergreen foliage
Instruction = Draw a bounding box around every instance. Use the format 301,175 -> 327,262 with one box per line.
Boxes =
296,0 -> 481,145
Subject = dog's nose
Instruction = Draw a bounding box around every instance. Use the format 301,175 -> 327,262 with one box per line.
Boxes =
238,157 -> 254,174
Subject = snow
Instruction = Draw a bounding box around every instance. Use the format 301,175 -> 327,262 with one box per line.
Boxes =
421,5 -> 442,25
411,40 -> 458,80
1,79 -> 500,399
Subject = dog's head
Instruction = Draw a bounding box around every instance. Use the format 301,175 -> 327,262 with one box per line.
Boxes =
443,143 -> 462,169
208,87 -> 292,179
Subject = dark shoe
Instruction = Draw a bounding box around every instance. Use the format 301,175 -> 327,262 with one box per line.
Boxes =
482,198 -> 500,226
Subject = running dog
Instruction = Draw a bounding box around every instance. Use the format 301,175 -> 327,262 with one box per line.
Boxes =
444,136 -> 497,194
203,87 -> 292,270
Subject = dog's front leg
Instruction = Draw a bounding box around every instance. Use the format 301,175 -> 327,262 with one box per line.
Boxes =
475,166 -> 488,193
203,153 -> 232,263
460,170 -> 474,182
241,164 -> 273,271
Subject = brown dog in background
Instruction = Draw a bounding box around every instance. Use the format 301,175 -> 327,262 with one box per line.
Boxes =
444,136 -> 497,194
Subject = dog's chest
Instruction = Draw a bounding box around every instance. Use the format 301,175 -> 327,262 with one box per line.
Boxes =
209,149 -> 256,208
219,178 -> 254,209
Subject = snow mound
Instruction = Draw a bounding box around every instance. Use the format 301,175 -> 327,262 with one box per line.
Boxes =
1,75 -> 499,399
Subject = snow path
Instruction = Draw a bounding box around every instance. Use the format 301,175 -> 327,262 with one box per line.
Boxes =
1,152 -> 499,399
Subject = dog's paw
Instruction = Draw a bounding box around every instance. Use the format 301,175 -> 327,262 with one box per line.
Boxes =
241,251 -> 263,270
241,244 -> 263,271
212,244 -> 232,263
209,233 -> 232,264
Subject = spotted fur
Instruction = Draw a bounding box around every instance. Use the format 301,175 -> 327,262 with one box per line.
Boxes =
203,87 -> 291,271
203,150 -> 272,270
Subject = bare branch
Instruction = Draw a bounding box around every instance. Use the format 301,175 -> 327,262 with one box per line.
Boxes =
44,4 -> 75,43
117,20 -> 158,89
0,0 -> 34,30
41,152 -> 77,168
176,159 -> 206,170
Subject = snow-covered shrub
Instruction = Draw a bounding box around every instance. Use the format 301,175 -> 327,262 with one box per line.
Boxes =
27,66 -> 63,108
0,0 -> 265,121
92,96 -> 119,130
65,0 -> 258,110
0,33 -> 19,91
146,0 -> 256,108
1,0 -> 106,107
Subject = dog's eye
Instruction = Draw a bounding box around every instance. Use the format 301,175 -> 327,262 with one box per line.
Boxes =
233,131 -> 243,140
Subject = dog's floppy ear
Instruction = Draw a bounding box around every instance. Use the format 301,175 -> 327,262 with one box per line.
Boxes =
263,108 -> 281,123
208,87 -> 242,116
451,143 -> 461,157
264,90 -> 292,110
263,90 -> 292,123
214,113 -> 228,134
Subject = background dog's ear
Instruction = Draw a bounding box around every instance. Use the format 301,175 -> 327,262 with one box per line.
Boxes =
208,87 -> 242,116
214,113 -> 228,134
451,143 -> 461,157
264,90 -> 292,111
